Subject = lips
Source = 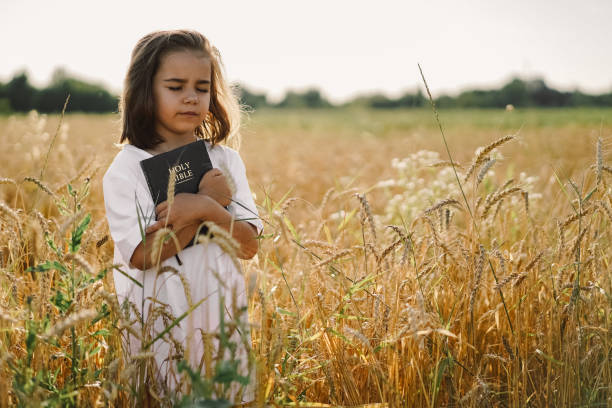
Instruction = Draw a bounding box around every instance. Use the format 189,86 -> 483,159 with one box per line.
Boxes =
178,112 -> 199,116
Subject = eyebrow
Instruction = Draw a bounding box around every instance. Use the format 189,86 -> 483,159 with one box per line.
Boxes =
163,78 -> 211,84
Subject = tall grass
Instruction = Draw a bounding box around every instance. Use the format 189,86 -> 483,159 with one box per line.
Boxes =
0,109 -> 610,406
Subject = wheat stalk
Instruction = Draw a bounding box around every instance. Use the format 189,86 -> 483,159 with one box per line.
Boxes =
64,253 -> 95,276
319,187 -> 335,213
315,249 -> 353,268
482,187 -> 524,218
596,137 -> 603,185
355,193 -> 376,243
476,158 -> 496,187
0,177 -> 17,186
494,272 -> 519,290
597,200 -> 612,222
58,209 -> 85,238
464,135 -> 515,182
422,198 -> 460,215
42,309 -> 97,340
166,168 -> 177,208
379,237 -> 403,262
158,265 -> 193,308
561,206 -> 593,229
429,160 -> 464,169
23,176 -> 54,196
0,201 -> 20,225
151,227 -> 179,266
468,245 -> 486,316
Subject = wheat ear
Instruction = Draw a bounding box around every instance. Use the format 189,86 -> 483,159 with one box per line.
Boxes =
464,135 -> 515,182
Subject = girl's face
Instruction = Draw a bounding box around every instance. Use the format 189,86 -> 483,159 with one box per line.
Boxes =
152,49 -> 212,142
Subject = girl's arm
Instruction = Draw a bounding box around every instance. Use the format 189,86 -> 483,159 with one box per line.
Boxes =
151,194 -> 258,259
131,193 -> 257,270
129,222 -> 201,270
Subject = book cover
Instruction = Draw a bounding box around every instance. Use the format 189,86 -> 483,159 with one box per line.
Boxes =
139,139 -> 213,247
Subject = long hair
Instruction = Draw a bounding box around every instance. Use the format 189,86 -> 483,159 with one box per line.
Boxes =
119,30 -> 241,149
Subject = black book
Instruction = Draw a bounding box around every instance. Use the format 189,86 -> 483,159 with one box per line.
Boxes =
139,139 -> 213,248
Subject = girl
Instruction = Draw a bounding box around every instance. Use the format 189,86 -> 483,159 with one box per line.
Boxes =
102,30 -> 262,399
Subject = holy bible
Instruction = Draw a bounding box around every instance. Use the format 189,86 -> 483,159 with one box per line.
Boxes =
140,139 -> 213,248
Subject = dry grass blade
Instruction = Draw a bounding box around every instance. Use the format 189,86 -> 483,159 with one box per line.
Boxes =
39,95 -> 70,182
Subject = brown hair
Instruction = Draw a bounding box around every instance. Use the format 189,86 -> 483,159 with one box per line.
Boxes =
119,30 -> 241,149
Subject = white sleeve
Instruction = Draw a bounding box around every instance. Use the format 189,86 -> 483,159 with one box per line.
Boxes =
103,167 -> 152,265
227,151 -> 263,235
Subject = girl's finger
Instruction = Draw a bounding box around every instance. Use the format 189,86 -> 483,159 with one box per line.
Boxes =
146,221 -> 162,234
146,214 -> 170,233
156,201 -> 168,214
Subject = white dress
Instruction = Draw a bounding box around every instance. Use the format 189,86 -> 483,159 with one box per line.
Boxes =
102,141 -> 262,396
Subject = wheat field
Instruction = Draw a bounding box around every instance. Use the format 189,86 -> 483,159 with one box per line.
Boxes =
0,108 -> 610,407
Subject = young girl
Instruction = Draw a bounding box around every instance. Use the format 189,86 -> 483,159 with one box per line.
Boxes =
102,30 -> 262,398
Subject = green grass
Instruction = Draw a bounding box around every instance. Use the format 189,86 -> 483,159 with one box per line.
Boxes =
248,107 -> 612,134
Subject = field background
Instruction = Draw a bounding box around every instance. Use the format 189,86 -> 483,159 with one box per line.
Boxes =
0,108 -> 610,407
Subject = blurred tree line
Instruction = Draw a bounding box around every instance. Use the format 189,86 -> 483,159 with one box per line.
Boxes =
1,69 -> 611,114
237,78 -> 612,110
0,68 -> 117,114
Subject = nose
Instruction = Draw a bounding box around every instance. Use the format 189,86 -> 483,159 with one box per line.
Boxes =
184,92 -> 199,104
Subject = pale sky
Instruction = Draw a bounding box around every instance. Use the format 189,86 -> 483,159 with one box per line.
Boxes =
1,0 -> 611,103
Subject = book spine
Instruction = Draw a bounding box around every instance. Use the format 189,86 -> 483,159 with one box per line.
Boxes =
139,162 -> 158,205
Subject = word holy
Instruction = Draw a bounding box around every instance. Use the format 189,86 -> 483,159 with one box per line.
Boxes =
169,161 -> 194,183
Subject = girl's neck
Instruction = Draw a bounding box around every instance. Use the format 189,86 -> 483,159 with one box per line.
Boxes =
147,134 -> 198,155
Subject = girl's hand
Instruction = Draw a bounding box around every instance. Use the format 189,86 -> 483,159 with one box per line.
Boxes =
146,193 -> 207,234
198,168 -> 232,207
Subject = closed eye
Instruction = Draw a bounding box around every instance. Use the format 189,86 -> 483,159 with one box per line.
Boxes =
167,87 -> 208,93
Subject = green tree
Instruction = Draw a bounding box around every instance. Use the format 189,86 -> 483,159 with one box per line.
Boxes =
235,83 -> 269,110
500,78 -> 529,107
6,71 -> 36,111
277,89 -> 331,108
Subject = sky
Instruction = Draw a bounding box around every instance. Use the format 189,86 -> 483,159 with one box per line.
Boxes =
1,0 -> 611,103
